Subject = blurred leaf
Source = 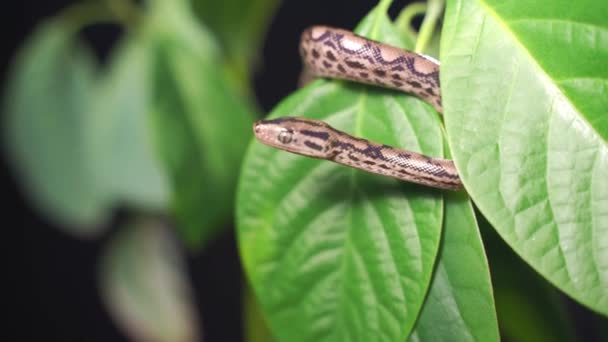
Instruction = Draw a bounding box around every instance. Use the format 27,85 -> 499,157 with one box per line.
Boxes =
238,3 -> 445,340
146,0 -> 254,247
192,0 -> 281,82
479,217 -> 577,342
88,35 -> 169,211
3,19 -> 109,235
100,219 -> 200,342
410,192 -> 499,341
442,0 -> 608,314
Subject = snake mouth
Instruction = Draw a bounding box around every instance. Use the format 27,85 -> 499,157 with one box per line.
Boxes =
253,121 -> 262,134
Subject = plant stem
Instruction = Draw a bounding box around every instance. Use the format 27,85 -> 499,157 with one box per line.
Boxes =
105,0 -> 143,29
376,0 -> 393,14
59,0 -> 142,32
414,0 -> 444,53
395,2 -> 427,38
59,1 -> 115,31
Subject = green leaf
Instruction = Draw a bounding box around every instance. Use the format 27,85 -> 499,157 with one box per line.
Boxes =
100,219 -> 200,342
442,0 -> 608,314
409,192 -> 499,341
146,1 -> 254,247
237,4 -> 445,340
3,19 -> 109,235
88,35 -> 169,211
480,218 -> 576,342
192,0 -> 281,82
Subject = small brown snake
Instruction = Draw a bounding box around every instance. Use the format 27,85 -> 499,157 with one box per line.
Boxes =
253,26 -> 462,191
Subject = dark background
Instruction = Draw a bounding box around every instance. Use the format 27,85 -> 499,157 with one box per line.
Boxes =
3,1 -> 603,341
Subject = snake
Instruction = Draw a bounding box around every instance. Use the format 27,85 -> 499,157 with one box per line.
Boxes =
253,26 -> 462,191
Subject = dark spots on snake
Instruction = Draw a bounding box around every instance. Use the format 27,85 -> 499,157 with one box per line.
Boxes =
300,129 -> 330,141
373,69 -> 386,77
417,89 -> 429,98
378,164 -> 389,170
392,81 -> 403,87
326,51 -> 337,61
336,64 -> 346,73
359,72 -> 369,79
323,40 -> 337,50
373,78 -> 385,85
361,145 -> 385,159
425,87 -> 435,95
312,49 -> 320,59
269,117 -> 324,127
363,160 -> 376,165
304,141 -> 323,151
431,72 -> 440,87
407,80 -> 422,88
391,65 -> 405,72
398,153 -> 412,159
332,141 -> 386,161
404,57 -> 416,71
391,73 -> 402,80
322,60 -> 333,69
348,154 -> 359,162
345,60 -> 365,69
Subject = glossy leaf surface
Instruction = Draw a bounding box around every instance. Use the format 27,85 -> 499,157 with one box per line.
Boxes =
442,0 -> 608,314
238,4 -> 444,340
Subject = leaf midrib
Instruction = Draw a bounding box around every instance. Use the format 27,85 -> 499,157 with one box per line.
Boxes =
477,0 -> 608,148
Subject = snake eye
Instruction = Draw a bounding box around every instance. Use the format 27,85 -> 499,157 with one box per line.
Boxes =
277,130 -> 293,144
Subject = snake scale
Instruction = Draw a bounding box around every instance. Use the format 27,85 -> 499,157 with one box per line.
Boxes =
253,26 -> 462,191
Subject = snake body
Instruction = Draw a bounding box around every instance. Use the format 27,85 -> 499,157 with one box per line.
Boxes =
300,26 -> 443,113
254,26 -> 462,190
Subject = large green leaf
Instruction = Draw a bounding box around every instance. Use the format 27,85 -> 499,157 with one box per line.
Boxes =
3,20 -> 108,235
100,219 -> 200,342
442,0 -> 608,314
238,3 -> 445,340
410,192 -> 499,341
146,0 -> 254,247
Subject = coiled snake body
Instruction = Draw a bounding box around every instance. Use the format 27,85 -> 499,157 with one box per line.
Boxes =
253,26 -> 462,191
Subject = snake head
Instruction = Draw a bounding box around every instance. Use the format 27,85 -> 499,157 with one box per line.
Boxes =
253,117 -> 335,159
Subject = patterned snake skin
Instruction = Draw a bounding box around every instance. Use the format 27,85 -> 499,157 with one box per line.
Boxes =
253,26 -> 462,190
300,26 -> 443,113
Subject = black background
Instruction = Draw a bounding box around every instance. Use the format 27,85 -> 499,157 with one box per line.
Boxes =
3,1 -> 603,341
